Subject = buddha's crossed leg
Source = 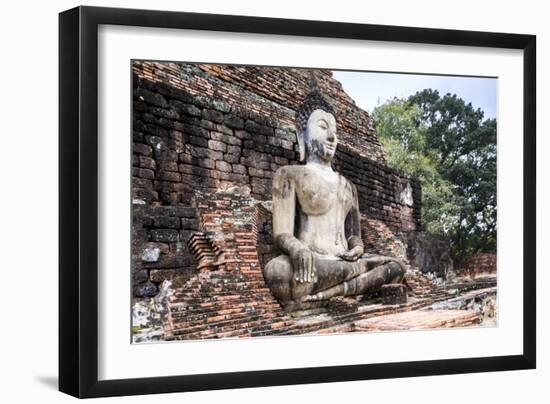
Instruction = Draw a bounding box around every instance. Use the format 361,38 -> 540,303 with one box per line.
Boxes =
263,254 -> 406,304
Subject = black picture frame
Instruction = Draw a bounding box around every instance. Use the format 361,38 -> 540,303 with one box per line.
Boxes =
59,5 -> 536,398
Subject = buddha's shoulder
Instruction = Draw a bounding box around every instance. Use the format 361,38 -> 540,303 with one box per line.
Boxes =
274,165 -> 354,184
273,164 -> 308,181
340,175 -> 358,195
339,174 -> 356,189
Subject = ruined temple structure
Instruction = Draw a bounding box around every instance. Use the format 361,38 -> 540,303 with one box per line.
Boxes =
131,62 -> 496,342
456,253 -> 497,278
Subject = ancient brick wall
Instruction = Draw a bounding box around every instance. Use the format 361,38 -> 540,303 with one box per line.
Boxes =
164,188 -> 294,339
132,62 -> 421,297
406,232 -> 454,277
457,253 -> 497,277
333,146 -> 421,231
132,205 -> 200,297
133,61 -> 386,163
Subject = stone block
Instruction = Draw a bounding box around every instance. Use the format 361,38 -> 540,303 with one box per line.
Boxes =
275,128 -> 297,142
215,160 -> 232,173
281,139 -> 294,150
133,178 -> 153,190
274,156 -> 289,165
212,99 -> 231,113
199,158 -> 215,169
204,149 -> 223,161
150,106 -> 180,120
224,114 -> 244,129
244,120 -> 261,134
178,115 -> 202,127
184,124 -> 209,139
158,207 -> 197,218
169,99 -> 201,117
232,164 -> 247,175
202,109 -> 224,124
153,216 -> 181,229
210,131 -> 229,144
157,171 -> 181,182
151,229 -> 179,243
133,143 -> 153,157
381,283 -> 407,305
133,269 -> 149,283
224,153 -> 240,164
138,156 -> 156,170
215,124 -> 234,136
200,119 -> 217,131
248,167 -> 264,178
251,178 -> 270,195
234,130 -> 252,140
133,167 -> 155,180
134,88 -> 168,108
208,139 -> 227,152
133,281 -> 158,297
150,269 -> 177,283
141,245 -> 161,262
169,129 -> 186,143
132,188 -> 158,204
189,136 -> 208,147
227,145 -> 241,155
157,160 -> 178,171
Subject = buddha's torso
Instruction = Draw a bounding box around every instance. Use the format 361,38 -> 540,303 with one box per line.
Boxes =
290,165 -> 355,257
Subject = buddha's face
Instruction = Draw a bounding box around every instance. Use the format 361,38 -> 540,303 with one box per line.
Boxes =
304,109 -> 338,163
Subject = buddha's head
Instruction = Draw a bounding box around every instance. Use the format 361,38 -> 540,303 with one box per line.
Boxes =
296,75 -> 337,163
304,109 -> 337,163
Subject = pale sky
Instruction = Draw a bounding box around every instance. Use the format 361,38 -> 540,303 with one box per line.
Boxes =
332,70 -> 497,120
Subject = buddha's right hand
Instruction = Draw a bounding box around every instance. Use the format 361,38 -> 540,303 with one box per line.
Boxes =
291,248 -> 315,284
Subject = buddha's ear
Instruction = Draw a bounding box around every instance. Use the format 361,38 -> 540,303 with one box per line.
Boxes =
297,130 -> 306,163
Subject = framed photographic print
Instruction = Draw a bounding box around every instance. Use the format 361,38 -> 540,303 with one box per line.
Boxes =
59,5 -> 536,398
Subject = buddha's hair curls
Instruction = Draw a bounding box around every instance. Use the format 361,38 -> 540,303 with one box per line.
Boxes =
295,73 -> 336,135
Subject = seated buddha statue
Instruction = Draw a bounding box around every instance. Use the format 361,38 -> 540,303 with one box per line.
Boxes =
262,80 -> 406,310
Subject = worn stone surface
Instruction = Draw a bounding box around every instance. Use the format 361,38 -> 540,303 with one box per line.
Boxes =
132,280 -> 174,343
141,246 -> 161,262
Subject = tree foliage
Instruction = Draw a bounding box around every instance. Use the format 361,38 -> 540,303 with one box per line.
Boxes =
373,90 -> 497,264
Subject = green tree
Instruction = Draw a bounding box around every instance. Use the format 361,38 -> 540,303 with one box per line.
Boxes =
373,99 -> 461,236
373,91 -> 497,264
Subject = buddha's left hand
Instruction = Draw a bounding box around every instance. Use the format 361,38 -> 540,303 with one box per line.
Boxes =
338,245 -> 364,261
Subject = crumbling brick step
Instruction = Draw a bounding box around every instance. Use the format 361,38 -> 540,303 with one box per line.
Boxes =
166,286 -> 493,340
302,288 -> 492,335
285,299 -> 431,335
169,300 -> 281,314
448,280 -> 496,292
171,309 -> 279,324
170,306 -> 283,323
169,315 -> 294,339
171,312 -> 282,334
352,309 -> 481,331
171,281 -> 272,295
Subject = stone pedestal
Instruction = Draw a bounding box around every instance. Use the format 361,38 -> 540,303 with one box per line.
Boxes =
381,283 -> 407,305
